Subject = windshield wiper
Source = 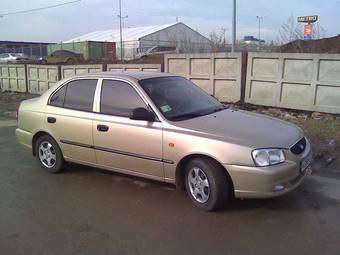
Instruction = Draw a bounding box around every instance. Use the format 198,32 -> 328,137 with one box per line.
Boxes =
171,112 -> 204,121
171,105 -> 228,121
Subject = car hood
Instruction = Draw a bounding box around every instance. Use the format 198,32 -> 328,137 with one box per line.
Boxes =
172,109 -> 303,149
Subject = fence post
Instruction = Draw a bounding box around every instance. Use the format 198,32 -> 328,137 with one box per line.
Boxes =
240,51 -> 248,103
24,64 -> 28,93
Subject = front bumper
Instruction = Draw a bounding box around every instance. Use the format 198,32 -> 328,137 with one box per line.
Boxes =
224,150 -> 312,199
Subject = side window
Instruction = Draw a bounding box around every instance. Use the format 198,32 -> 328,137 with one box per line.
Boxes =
50,85 -> 67,107
100,79 -> 146,117
63,79 -> 97,112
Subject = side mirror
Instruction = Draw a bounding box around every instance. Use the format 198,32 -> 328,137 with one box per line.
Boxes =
130,107 -> 155,122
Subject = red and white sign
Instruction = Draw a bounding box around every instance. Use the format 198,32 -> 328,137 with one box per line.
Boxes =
304,24 -> 313,36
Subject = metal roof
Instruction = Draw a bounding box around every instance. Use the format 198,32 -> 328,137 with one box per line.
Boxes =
0,41 -> 51,45
64,23 -> 178,43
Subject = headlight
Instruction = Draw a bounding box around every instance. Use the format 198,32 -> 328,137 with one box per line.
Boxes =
252,149 -> 285,167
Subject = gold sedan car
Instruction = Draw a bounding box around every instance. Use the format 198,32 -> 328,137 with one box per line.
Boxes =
16,72 -> 313,211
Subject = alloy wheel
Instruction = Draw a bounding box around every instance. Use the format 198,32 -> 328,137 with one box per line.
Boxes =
187,167 -> 210,203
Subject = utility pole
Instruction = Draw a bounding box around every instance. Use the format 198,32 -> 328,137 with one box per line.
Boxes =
121,15 -> 128,28
118,0 -> 123,61
231,0 -> 236,52
256,16 -> 265,51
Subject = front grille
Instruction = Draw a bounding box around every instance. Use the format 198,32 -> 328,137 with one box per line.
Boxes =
290,137 -> 306,155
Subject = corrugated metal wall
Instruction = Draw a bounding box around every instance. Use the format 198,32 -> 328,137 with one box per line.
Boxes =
48,41 -> 111,61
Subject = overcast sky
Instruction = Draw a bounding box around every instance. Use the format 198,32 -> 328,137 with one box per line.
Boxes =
0,0 -> 338,43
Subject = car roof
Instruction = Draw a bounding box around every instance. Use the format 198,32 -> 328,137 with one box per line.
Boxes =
77,71 -> 178,81
53,50 -> 80,54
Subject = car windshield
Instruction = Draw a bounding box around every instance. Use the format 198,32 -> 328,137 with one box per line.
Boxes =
139,76 -> 226,121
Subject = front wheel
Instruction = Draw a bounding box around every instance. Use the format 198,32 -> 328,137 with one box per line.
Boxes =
185,158 -> 232,211
36,135 -> 65,173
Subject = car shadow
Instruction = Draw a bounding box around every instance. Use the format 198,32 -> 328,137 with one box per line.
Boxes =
64,162 -> 175,188
63,163 -> 339,213
220,175 -> 340,213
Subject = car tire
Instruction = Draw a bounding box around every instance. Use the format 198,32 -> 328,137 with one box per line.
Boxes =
185,158 -> 232,211
36,135 -> 65,173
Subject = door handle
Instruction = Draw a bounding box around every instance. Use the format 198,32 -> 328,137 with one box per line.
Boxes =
97,124 -> 109,132
47,117 -> 56,123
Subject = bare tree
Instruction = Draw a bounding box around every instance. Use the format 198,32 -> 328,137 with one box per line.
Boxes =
278,15 -> 327,44
312,23 -> 327,40
278,15 -> 304,44
209,28 -> 227,52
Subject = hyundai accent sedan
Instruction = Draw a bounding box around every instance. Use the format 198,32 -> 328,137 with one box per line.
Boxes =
16,72 -> 313,211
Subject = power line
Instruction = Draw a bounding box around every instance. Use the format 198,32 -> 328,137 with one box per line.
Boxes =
0,0 -> 81,17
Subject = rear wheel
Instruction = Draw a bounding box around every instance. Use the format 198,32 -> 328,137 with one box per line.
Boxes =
36,135 -> 65,173
185,158 -> 232,211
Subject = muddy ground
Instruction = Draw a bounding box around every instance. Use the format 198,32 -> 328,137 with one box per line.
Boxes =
1,91 -> 340,255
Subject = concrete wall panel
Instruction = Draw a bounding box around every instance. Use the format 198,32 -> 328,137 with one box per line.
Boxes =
106,64 -> 161,72
164,53 -> 242,102
252,58 -> 279,78
283,59 -> 313,81
0,64 -> 27,92
27,65 -> 59,94
61,64 -> 103,79
168,58 -> 187,75
246,53 -> 340,114
315,85 -> 340,107
319,60 -> 340,82
190,78 -> 212,94
281,83 -> 312,105
214,58 -> 238,77
249,80 -> 276,104
190,58 -> 211,76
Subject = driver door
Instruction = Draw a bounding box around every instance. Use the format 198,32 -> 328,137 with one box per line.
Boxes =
93,79 -> 164,179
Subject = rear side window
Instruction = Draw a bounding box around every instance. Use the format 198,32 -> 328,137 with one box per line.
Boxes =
64,79 -> 97,112
49,79 -> 97,112
50,85 -> 67,107
100,79 -> 146,117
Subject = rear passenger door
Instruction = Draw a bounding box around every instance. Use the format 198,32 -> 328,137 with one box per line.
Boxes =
93,79 -> 164,179
45,78 -> 98,164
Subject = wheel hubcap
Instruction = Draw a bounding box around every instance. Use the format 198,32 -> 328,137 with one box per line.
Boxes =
38,141 -> 57,168
188,167 -> 210,203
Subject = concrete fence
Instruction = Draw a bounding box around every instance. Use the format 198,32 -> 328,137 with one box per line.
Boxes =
0,63 -> 160,94
107,64 -> 161,72
0,64 -> 27,92
245,53 -> 340,114
27,65 -> 60,94
164,53 -> 243,102
60,64 -> 104,79
1,55 -> 340,114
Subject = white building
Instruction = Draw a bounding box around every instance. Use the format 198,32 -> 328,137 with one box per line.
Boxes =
64,22 -> 211,60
